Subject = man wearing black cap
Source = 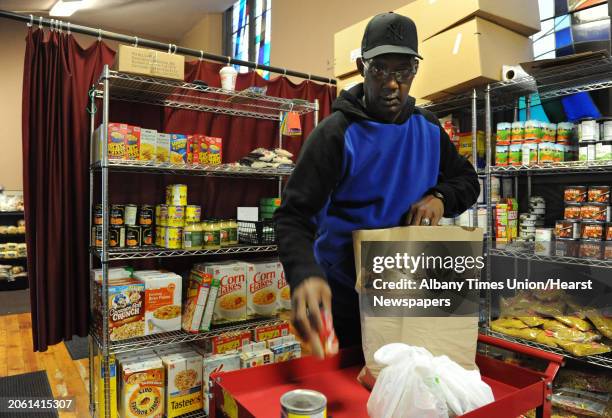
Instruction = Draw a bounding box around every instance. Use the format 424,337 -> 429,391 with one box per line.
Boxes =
274,12 -> 479,354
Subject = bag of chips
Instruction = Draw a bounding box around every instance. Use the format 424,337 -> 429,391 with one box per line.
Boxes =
554,316 -> 592,332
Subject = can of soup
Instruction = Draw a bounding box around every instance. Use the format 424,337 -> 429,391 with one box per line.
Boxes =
280,389 -> 327,418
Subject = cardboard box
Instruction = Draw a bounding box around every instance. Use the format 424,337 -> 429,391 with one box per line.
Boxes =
411,18 -> 533,101
202,352 -> 240,415
120,356 -> 165,418
114,44 -> 184,81
161,351 -> 203,417
94,123 -> 129,162
253,322 -> 290,342
156,133 -> 171,163
209,331 -> 251,354
182,270 -> 212,333
170,134 -> 188,164
205,137 -> 223,165
125,125 -> 141,161
414,0 -> 540,41
93,354 -> 117,418
140,128 -> 157,161
134,271 -> 182,335
276,263 -> 291,311
268,335 -> 301,363
93,278 -> 145,342
246,261 -> 279,319
239,342 -> 274,369
199,276 -> 220,332
208,262 -> 247,324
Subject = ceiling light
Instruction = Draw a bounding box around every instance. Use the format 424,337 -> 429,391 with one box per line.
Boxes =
49,0 -> 83,17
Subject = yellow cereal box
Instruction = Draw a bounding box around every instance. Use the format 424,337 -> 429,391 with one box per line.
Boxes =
205,136 -> 223,165
126,126 -> 141,160
94,354 -> 117,418
198,135 -> 209,165
246,261 -> 278,318
162,351 -> 203,417
121,357 -> 165,418
170,134 -> 188,165
94,123 -> 128,161
140,128 -> 157,161
156,133 -> 171,163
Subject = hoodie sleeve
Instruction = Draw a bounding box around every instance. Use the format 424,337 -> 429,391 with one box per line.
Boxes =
430,123 -> 480,217
273,113 -> 348,291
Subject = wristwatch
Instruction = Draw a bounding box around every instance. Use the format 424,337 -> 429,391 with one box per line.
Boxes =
431,190 -> 445,203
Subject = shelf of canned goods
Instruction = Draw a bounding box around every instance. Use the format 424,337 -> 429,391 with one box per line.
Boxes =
490,160 -> 612,175
89,64 -> 320,418
489,242 -> 612,269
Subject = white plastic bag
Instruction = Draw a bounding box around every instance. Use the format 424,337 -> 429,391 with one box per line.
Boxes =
367,344 -> 494,418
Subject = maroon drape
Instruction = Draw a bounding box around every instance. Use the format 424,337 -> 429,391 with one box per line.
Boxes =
22,28 -> 335,351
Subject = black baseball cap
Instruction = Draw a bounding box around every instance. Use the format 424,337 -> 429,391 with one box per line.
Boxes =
361,12 -> 422,60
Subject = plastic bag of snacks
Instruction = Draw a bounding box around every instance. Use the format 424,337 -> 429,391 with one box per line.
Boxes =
552,387 -> 609,417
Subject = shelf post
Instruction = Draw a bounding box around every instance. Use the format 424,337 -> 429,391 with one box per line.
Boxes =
88,81 -> 96,416
278,111 -> 283,198
485,84 -> 493,333
471,89 -> 478,227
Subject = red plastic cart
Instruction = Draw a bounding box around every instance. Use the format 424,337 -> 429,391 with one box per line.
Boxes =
210,334 -> 563,418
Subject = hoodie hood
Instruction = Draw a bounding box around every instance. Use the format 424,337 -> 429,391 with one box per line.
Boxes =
332,83 -> 417,124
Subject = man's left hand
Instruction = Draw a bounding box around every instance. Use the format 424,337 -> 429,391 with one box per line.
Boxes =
405,194 -> 444,226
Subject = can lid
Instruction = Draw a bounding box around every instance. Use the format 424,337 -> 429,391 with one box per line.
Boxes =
280,390 -> 327,413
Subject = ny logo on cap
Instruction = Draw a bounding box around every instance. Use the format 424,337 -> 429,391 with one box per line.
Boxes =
386,23 -> 405,41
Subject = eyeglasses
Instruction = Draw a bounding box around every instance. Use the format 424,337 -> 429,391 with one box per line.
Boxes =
363,59 -> 419,83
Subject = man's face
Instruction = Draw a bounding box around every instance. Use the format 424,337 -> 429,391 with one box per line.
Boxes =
357,53 -> 418,123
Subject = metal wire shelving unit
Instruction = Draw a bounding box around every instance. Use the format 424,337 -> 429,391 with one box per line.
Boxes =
89,65 -> 319,418
483,55 -> 612,371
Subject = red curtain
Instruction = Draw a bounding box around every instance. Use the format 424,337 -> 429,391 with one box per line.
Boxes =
22,28 -> 335,351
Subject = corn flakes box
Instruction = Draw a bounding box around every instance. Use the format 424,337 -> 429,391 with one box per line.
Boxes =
207,262 -> 247,324
125,125 -> 141,160
156,133 -> 171,163
140,128 -> 157,161
246,261 -> 279,318
277,263 -> 291,311
187,135 -> 200,165
162,351 -> 203,417
170,134 -> 188,164
202,351 -> 240,415
198,135 -> 209,165
205,136 -> 222,165
120,357 -> 165,418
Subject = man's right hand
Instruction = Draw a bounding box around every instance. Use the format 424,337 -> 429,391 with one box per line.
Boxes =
291,276 -> 332,358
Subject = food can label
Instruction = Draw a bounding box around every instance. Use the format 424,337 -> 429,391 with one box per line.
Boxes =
183,230 -> 203,249
142,226 -> 153,246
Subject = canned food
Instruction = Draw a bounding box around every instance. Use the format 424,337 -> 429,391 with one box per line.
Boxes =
94,204 -> 103,225
581,222 -> 605,241
580,203 -> 611,222
159,204 -> 169,226
280,390 -> 327,418
521,219 -> 536,227
142,226 -> 154,246
91,226 -> 102,248
538,142 -> 555,163
535,228 -> 553,242
511,121 -> 525,142
521,141 -> 538,165
166,184 -> 188,206
606,223 -> 612,241
167,205 -> 185,227
109,226 -> 125,248
605,242 -> 612,259
110,204 -> 125,225
564,204 -> 582,220
185,205 -> 201,223
124,204 -> 138,226
555,239 -> 580,257
564,186 -> 587,203
165,227 -> 182,249
588,186 -> 610,204
601,117 -> 612,141
555,220 -> 580,240
508,143 -> 522,166
579,241 -> 603,259
139,205 -> 154,226
156,226 -> 166,247
495,145 -> 509,166
126,225 -> 141,247
579,118 -> 599,142
155,205 -> 161,225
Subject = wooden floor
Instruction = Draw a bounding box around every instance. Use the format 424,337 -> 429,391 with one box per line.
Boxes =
0,313 -> 90,418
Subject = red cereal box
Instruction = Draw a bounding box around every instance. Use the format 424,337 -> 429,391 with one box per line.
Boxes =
253,322 -> 290,343
199,135 -> 209,165
187,135 -> 200,165
210,331 -> 251,354
206,136 -> 223,165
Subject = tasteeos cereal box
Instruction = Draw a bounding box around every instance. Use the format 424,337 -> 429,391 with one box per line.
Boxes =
277,263 -> 291,311
162,351 -> 203,417
170,134 -> 188,164
198,135 -> 209,165
94,278 -> 145,342
134,271 -> 182,335
120,357 -> 165,418
186,135 -> 200,165
182,270 -> 212,333
202,352 -> 240,415
205,136 -> 223,165
126,125 -> 141,160
246,261 -> 279,318
156,133 -> 171,163
140,128 -> 157,161
207,262 -> 247,324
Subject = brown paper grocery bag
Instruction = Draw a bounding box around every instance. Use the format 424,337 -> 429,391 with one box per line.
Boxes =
353,226 -> 483,388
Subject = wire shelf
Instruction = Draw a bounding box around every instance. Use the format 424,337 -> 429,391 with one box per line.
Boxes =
93,318 -> 286,354
91,160 -> 293,179
489,242 -> 612,268
95,71 -> 317,120
420,91 -> 482,115
489,55 -> 612,111
92,244 -> 277,260
487,330 -> 612,369
490,160 -> 612,175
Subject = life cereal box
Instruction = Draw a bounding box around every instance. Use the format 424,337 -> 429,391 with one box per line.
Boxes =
139,128 -> 157,161
246,261 -> 279,318
170,134 -> 188,164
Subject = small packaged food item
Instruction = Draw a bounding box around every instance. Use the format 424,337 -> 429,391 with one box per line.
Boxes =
535,330 -> 559,347
518,316 -> 545,327
521,141 -> 538,165
206,137 -> 223,165
186,135 -> 200,165
557,340 -> 611,357
552,387 -> 609,417
580,221 -> 605,241
317,308 -> 339,357
508,143 -> 522,166
253,322 -> 290,343
580,203 -> 610,222
491,324 -> 540,341
139,128 -> 157,161
496,122 -> 512,142
585,310 -> 612,339
125,125 -> 141,161
240,341 -> 274,369
588,186 -> 610,204
564,204 -> 581,220
202,351 -> 240,415
543,325 -> 600,343
556,220 -> 580,240
495,145 -> 509,166
268,335 -> 301,363
579,118 -> 599,142
579,241 -> 603,259
491,318 -> 529,329
161,351 -> 203,417
156,133 -> 171,163
565,186 -> 588,204
524,120 -> 541,141
554,316 -> 592,332
538,142 -> 556,163
198,135 -> 209,165
208,331 -> 251,354
170,134 -> 188,164
120,357 -> 165,418
182,270 -> 212,334
511,121 -> 525,142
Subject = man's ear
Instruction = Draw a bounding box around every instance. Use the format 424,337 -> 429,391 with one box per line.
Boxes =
356,57 -> 365,77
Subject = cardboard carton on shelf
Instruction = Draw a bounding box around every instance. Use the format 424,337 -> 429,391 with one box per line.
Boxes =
412,0 -> 541,41
410,17 -> 533,101
113,44 -> 185,81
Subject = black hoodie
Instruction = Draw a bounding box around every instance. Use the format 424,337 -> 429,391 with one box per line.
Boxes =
274,84 -> 479,298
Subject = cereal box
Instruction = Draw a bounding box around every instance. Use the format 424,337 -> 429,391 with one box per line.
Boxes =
156,133 -> 171,163
205,136 -> 223,165
186,135 -> 200,165
207,262 -> 247,324
94,278 -> 145,342
162,351 -> 203,417
95,123 -> 128,161
268,335 -> 301,363
246,261 -> 279,318
126,125 -> 141,160
93,354 -> 117,418
199,277 -> 220,332
198,135 -> 209,165
240,342 -> 274,369
202,352 -> 240,415
134,271 -> 182,335
182,270 -> 211,333
277,263 -> 291,311
140,128 -> 157,161
170,134 -> 188,164
120,357 -> 165,418
209,331 -> 251,354
253,322 -> 290,343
